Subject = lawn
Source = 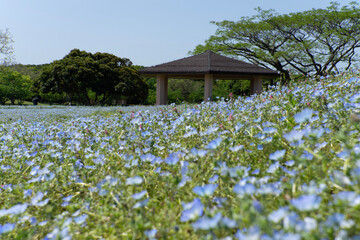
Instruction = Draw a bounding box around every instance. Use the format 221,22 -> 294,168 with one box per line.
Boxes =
0,72 -> 360,239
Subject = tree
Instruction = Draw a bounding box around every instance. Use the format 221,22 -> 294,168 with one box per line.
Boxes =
0,29 -> 14,65
34,49 -> 148,105
0,68 -> 32,105
192,2 -> 360,82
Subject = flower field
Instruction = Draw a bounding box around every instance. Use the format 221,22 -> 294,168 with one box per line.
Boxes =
1,72 -> 360,239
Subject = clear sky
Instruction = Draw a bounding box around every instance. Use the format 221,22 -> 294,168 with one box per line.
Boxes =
0,0 -> 355,66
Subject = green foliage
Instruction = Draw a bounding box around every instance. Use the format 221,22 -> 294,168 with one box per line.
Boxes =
192,2 -> 360,82
0,68 -> 32,104
8,64 -> 48,81
34,49 -> 148,105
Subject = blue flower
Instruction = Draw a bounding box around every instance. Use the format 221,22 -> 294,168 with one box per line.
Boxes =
131,190 -> 147,200
268,207 -> 289,223
144,229 -> 157,240
180,198 -> 203,222
290,194 -> 321,211
192,213 -> 222,230
178,176 -> 191,188
229,145 -> 244,152
269,149 -> 286,161
283,129 -> 305,142
267,161 -> 280,173
190,148 -> 208,157
294,108 -> 314,123
193,184 -> 218,196
23,189 -> 33,198
0,203 -> 28,217
205,137 -> 222,150
209,175 -> 219,183
165,155 -> 179,165
31,191 -> 44,206
74,214 -> 88,225
126,176 -> 143,185
233,183 -> 256,197
133,198 -> 149,209
0,223 -> 16,234
221,217 -> 237,228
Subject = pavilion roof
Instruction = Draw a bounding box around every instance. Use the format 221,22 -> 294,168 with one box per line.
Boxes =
138,50 -> 279,77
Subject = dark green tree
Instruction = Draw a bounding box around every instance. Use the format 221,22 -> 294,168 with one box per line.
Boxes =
0,68 -> 31,104
34,49 -> 148,105
192,2 -> 360,82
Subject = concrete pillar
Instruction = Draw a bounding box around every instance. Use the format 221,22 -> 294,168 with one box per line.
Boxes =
250,76 -> 263,95
156,74 -> 168,105
204,74 -> 213,102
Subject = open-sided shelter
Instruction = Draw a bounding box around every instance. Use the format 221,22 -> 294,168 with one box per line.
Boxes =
138,51 -> 279,105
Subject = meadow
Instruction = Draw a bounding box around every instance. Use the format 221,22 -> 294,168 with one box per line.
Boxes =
0,72 -> 360,239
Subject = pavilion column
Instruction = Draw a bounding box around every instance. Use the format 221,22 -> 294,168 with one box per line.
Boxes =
156,74 -> 168,105
250,76 -> 263,95
204,74 -> 213,102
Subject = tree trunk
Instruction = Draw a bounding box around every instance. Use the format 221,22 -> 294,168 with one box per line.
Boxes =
280,70 -> 291,85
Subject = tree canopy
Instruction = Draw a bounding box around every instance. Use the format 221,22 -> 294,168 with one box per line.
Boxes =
0,68 -> 32,105
34,49 -> 148,105
192,2 -> 360,82
0,29 -> 14,65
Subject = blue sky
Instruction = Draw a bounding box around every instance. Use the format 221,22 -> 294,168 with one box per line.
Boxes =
0,0 -> 355,66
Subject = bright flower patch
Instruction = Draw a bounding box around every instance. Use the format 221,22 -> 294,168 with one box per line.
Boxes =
1,72 -> 360,239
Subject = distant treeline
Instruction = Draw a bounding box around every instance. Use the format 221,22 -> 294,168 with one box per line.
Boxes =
1,60 -> 270,106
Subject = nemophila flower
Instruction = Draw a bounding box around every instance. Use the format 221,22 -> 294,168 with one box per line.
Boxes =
332,170 -> 352,185
235,226 -> 261,240
180,161 -> 189,176
334,191 -> 360,206
283,129 -> 305,142
233,182 -> 256,197
133,198 -> 149,209
2,201 -> 27,216
74,214 -> 88,225
269,149 -> 286,161
284,160 -> 295,167
193,184 -> 218,196
144,229 -> 157,240
192,212 -> 222,230
290,194 -> 321,211
205,137 -> 222,150
178,176 -> 191,188
294,108 -> 314,123
337,150 -> 350,161
165,154 -> 179,165
267,161 -> 280,173
220,217 -> 237,228
209,174 -> 219,183
0,223 -> 16,234
131,190 -> 147,200
229,145 -> 244,152
325,213 -> 355,229
126,176 -> 143,185
268,207 -> 289,223
140,153 -> 156,163
251,169 -> 260,175
263,127 -> 277,134
180,198 -> 204,222
190,148 -> 208,157
23,189 -> 33,198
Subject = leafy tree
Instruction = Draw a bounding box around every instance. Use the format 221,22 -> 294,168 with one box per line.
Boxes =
34,49 -> 148,105
0,68 -> 32,104
192,2 -> 360,82
0,29 -> 14,65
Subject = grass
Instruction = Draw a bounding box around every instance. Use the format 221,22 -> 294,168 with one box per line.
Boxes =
0,71 -> 360,239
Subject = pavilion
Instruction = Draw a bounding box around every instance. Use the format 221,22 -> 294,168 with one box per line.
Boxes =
138,51 -> 279,105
